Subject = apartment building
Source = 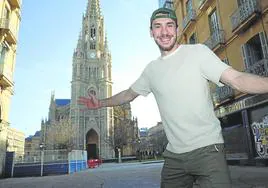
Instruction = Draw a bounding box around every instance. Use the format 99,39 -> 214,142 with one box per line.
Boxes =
171,0 -> 268,163
6,127 -> 25,161
0,0 -> 21,176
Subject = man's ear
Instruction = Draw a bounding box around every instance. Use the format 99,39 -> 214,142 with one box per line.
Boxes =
150,28 -> 153,37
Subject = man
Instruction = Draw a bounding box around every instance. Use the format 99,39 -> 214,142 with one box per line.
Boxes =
78,8 -> 268,188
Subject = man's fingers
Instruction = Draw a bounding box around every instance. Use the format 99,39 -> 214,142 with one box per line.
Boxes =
77,97 -> 92,103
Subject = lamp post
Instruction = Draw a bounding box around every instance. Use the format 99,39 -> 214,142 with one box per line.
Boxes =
137,139 -> 141,162
39,142 -> 45,177
118,148 -> 122,163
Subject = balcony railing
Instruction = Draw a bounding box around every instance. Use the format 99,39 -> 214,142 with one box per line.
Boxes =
230,0 -> 261,31
182,9 -> 196,30
0,63 -> 14,88
245,58 -> 268,76
0,18 -> 17,44
215,85 -> 235,103
204,30 -> 225,50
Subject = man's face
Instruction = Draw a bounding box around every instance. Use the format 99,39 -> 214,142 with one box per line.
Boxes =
150,17 -> 177,52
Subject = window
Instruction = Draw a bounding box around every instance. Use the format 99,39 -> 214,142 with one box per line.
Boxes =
88,88 -> 96,96
90,43 -> 96,50
90,26 -> 96,40
186,0 -> 193,15
0,42 -> 9,64
241,32 -> 268,69
209,9 -> 220,35
163,0 -> 174,9
189,33 -> 197,44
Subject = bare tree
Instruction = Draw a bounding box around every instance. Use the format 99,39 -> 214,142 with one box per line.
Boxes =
105,104 -> 138,157
45,118 -> 76,151
149,130 -> 168,154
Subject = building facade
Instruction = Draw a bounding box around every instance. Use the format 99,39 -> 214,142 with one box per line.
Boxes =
24,131 -> 41,162
41,0 -> 139,160
173,0 -> 268,162
70,0 -> 114,159
0,0 -> 21,176
159,0 -> 174,8
6,126 -> 25,161
41,93 -> 71,150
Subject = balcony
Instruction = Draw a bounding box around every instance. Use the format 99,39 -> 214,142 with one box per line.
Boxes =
182,9 -> 196,31
204,30 -> 225,50
0,63 -> 14,88
198,0 -> 214,11
214,85 -> 235,103
245,58 -> 268,76
230,0 -> 261,33
7,0 -> 21,9
0,18 -> 17,44
163,0 -> 174,9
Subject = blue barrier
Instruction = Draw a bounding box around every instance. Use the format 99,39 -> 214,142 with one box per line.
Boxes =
43,161 -> 68,176
69,160 -> 87,174
13,163 -> 41,177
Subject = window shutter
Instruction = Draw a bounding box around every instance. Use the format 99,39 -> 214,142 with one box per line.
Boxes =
241,44 -> 249,69
259,32 -> 268,59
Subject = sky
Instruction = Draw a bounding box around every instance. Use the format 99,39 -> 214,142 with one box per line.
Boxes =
10,0 -> 162,137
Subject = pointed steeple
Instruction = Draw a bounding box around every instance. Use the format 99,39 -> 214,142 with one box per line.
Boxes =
73,32 -> 84,59
48,91 -> 56,122
86,0 -> 101,18
104,33 -> 109,53
41,118 -> 45,126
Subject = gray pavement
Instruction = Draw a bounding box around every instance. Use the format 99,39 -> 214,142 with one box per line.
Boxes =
0,161 -> 267,188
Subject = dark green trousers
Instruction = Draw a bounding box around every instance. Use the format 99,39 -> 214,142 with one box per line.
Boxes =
161,144 -> 231,188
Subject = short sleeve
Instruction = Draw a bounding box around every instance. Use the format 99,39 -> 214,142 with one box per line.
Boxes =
199,44 -> 230,86
130,65 -> 151,96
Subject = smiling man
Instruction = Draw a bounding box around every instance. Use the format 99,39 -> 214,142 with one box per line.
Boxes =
78,8 -> 268,188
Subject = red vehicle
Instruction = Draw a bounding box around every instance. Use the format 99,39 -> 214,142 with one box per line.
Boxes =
87,158 -> 102,168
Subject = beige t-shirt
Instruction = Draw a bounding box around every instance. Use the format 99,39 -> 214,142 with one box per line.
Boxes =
131,44 -> 230,154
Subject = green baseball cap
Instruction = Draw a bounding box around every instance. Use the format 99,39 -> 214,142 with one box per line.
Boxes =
150,8 -> 177,27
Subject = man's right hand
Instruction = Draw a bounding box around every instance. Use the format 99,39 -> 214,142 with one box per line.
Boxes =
77,94 -> 101,109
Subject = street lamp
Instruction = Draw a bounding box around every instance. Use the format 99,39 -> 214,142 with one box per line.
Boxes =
39,142 -> 45,177
137,139 -> 141,162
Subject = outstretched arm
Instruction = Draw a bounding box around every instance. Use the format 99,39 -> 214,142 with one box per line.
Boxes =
100,88 -> 139,107
78,88 -> 139,109
220,67 -> 268,94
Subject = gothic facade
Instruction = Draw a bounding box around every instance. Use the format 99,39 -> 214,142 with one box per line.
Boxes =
40,0 -> 140,160
70,0 -> 114,159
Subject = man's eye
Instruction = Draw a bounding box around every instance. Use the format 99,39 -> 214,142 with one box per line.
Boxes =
154,25 -> 161,29
167,24 -> 175,28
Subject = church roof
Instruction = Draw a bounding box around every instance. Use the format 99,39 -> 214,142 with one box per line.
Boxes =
34,131 -> 41,137
55,99 -> 71,107
25,136 -> 33,142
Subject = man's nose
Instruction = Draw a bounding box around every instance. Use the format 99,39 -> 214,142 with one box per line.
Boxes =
161,26 -> 168,35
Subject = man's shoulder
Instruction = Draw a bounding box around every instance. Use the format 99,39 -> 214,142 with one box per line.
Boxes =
182,43 -> 205,49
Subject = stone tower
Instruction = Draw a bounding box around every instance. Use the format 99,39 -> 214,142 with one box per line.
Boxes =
70,0 -> 114,159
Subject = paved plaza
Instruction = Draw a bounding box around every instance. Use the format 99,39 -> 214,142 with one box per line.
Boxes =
0,162 -> 267,188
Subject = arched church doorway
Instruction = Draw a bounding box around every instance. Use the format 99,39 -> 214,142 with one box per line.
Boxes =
86,129 -> 99,160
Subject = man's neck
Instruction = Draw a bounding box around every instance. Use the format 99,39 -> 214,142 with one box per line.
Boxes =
161,44 -> 180,57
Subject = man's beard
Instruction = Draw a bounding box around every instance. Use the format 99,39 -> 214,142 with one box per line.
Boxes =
155,35 -> 177,52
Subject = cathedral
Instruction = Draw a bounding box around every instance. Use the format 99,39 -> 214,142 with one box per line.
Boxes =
40,0 -> 139,160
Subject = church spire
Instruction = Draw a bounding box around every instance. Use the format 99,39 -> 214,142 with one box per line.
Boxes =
104,33 -> 109,53
86,0 -> 102,18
